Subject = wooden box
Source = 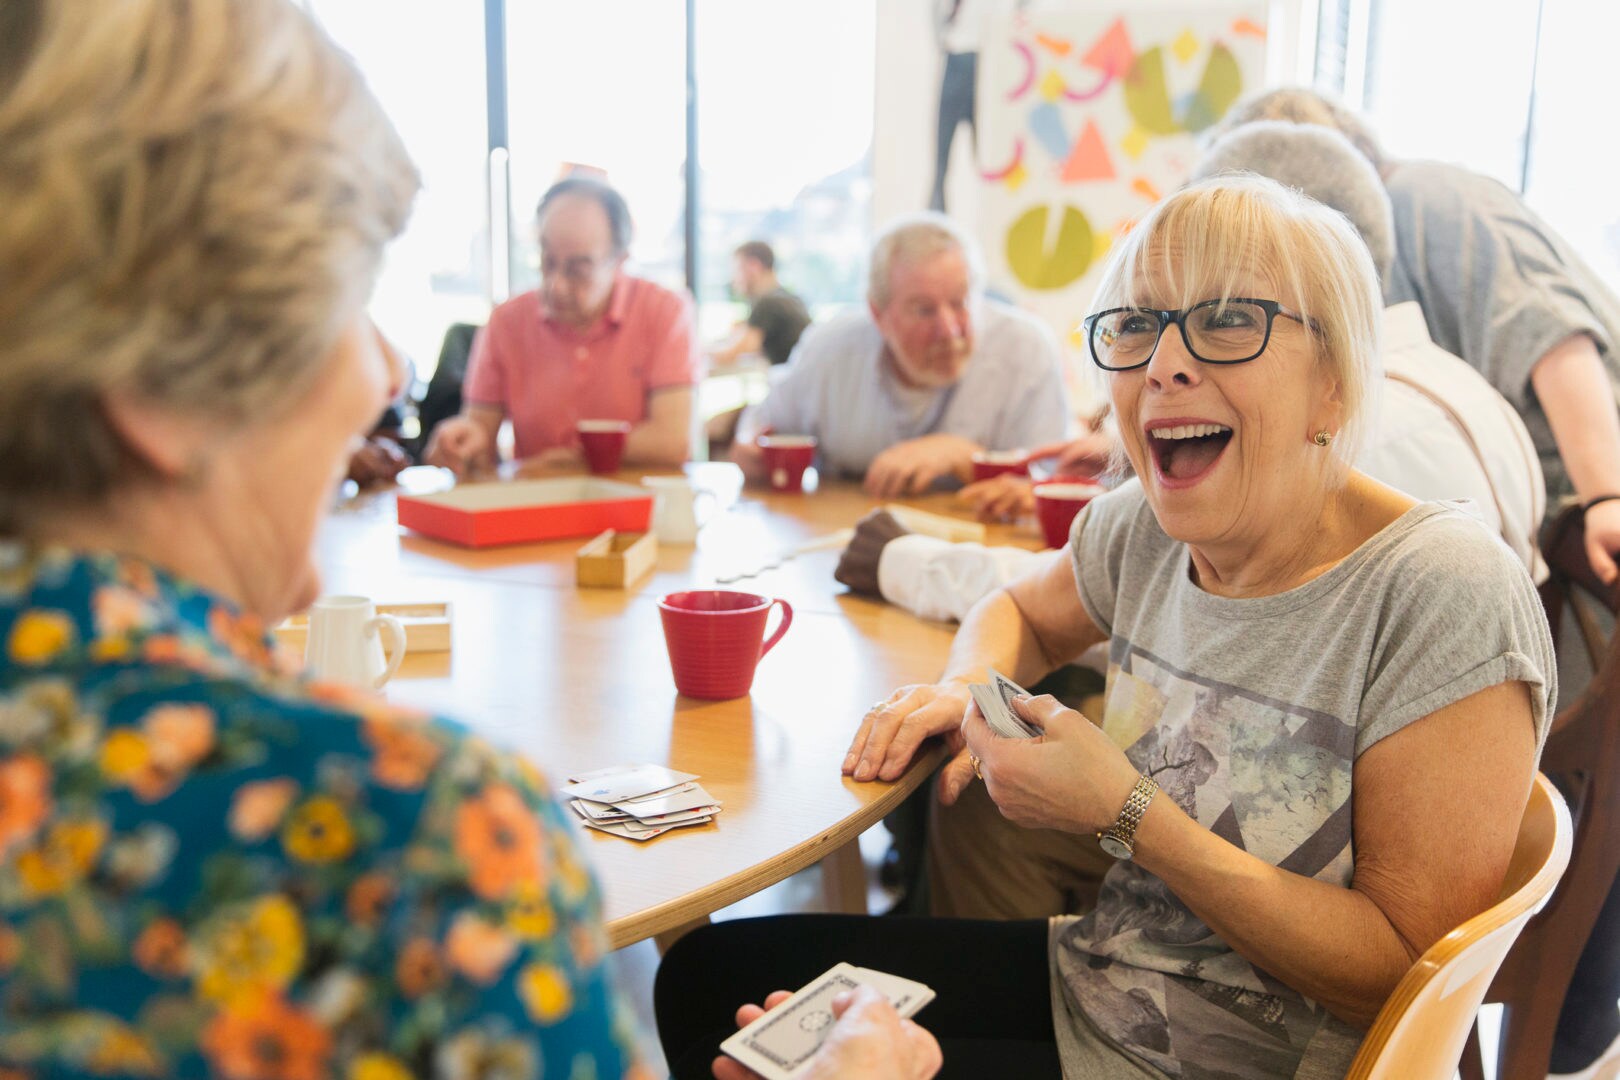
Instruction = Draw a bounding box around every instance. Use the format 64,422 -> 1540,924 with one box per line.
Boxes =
575,530 -> 657,589
274,602 -> 452,654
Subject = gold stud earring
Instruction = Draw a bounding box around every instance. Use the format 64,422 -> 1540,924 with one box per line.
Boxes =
1314,430 -> 1334,447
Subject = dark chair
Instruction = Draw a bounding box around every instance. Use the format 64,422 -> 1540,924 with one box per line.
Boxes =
407,322 -> 480,461
1459,503 -> 1620,1080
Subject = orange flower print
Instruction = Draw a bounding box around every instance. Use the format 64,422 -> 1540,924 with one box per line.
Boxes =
228,780 -> 300,843
444,912 -> 519,986
361,717 -> 442,792
0,923 -> 19,972
201,992 -> 332,1080
143,704 -> 216,770
344,872 -> 395,927
85,1022 -> 164,1076
208,607 -> 271,668
394,937 -> 446,999
132,918 -> 189,979
452,784 -> 544,901
0,754 -> 52,857
348,1054 -> 413,1080
91,585 -> 157,638
7,609 -> 76,665
569,923 -> 604,972
109,704 -> 216,803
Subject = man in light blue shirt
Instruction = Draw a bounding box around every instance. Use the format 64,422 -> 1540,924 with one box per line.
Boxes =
733,213 -> 1071,498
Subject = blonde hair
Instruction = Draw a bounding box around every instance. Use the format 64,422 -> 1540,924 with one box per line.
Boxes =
867,212 -> 983,309
0,0 -> 418,532
1087,174 -> 1383,467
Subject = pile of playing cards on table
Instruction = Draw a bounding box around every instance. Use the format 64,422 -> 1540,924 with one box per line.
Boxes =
968,669 -> 1040,739
559,763 -> 721,841
721,962 -> 935,1080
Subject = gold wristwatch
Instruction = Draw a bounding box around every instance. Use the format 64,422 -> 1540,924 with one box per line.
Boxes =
1097,775 -> 1158,860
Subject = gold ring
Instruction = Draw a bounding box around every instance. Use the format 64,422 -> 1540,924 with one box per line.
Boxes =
970,754 -> 983,780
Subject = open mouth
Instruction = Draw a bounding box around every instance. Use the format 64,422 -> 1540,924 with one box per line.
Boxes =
1148,422 -> 1233,486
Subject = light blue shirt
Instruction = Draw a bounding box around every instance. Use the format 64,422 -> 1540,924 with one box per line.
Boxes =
749,300 -> 1072,482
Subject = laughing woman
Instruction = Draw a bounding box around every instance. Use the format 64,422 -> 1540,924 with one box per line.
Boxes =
657,176 -> 1554,1079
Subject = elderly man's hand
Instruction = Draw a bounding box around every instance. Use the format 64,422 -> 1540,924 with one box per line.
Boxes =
956,474 -> 1035,521
712,985 -> 942,1080
346,435 -> 409,487
863,435 -> 979,499
1585,498 -> 1620,585
834,510 -> 910,596
423,416 -> 494,478
844,682 -> 972,783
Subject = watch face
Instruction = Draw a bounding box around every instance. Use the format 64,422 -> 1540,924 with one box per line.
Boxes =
1099,834 -> 1132,860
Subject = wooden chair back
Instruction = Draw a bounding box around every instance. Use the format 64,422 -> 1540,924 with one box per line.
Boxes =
1346,773 -> 1571,1080
1459,503 -> 1620,1079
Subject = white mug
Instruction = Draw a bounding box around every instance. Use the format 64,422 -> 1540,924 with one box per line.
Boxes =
642,477 -> 716,545
304,595 -> 406,691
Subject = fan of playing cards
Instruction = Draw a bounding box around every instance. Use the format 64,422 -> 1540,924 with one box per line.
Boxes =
559,763 -> 722,841
969,669 -> 1041,739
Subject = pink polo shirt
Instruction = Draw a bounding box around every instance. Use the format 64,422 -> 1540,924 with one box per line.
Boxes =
463,274 -> 701,458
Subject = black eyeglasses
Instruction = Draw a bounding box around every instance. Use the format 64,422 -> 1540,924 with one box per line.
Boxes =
1081,298 -> 1309,371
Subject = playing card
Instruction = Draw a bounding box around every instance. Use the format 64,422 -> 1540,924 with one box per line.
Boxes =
571,799 -> 632,822
619,804 -> 721,827
618,812 -> 714,833
849,966 -> 936,1018
582,818 -> 677,841
984,667 -> 1036,744
613,782 -> 720,817
560,764 -> 699,803
720,963 -> 936,1080
969,682 -> 1036,740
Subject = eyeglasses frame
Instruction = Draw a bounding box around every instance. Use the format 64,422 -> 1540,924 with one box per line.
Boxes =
1081,297 -> 1311,372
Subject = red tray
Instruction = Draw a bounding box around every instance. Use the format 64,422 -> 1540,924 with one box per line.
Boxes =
396,478 -> 655,548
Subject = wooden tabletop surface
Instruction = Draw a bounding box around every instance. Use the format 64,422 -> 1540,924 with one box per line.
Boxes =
313,464 -> 1049,947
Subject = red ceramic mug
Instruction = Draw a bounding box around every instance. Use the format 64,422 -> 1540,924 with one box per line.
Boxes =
757,435 -> 818,493
577,419 -> 632,475
658,590 -> 794,699
1033,481 -> 1106,549
971,449 -> 1029,482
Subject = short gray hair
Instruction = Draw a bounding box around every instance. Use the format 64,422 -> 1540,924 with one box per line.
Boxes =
1193,121 -> 1395,282
0,0 -> 418,532
867,212 -> 983,309
1088,175 -> 1383,470
1209,87 -> 1388,173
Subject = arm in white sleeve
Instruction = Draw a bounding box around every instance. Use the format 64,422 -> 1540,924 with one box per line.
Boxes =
876,533 -> 1044,622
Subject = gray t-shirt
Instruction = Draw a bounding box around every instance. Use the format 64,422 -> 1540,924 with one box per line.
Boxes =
748,299 -> 1071,482
1385,160 -> 1620,504
1051,480 -> 1555,1079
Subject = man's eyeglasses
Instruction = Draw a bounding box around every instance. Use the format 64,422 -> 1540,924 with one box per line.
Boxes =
540,253 -> 615,285
1081,298 -> 1309,371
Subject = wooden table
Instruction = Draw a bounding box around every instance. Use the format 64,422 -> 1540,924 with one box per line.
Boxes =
313,465 -> 1048,948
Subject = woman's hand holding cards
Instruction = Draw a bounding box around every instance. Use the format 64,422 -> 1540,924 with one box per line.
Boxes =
712,984 -> 941,1080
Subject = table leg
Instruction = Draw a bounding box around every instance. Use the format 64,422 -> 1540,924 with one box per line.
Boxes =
820,838 -> 869,915
654,915 -> 711,955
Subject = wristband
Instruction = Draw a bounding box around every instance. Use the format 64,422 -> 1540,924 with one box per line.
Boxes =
1583,494 -> 1620,513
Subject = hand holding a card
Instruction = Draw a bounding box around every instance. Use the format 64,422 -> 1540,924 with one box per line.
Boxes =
950,691 -> 1141,835
714,984 -> 942,1080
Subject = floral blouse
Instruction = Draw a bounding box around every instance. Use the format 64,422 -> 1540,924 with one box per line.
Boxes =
0,546 -> 648,1080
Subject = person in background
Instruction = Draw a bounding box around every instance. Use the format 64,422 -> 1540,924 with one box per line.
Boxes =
424,177 -> 699,476
346,324 -> 413,487
731,213 -> 1071,499
0,2 -> 931,1077
710,240 -> 812,367
1218,87 -> 1620,586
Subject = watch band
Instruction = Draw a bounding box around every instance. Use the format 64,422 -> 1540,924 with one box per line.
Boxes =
1098,775 -> 1158,860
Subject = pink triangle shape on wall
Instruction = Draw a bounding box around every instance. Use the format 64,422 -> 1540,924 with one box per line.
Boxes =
1062,119 -> 1115,182
1081,18 -> 1134,75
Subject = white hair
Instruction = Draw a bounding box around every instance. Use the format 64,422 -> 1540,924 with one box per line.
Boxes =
867,212 -> 984,309
0,0 -> 419,532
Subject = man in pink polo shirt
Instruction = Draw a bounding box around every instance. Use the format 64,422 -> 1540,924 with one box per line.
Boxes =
424,177 -> 700,474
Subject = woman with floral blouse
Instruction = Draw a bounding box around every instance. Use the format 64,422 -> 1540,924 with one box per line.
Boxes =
0,2 -> 938,1078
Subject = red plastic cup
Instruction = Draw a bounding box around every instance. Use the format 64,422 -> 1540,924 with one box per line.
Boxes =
577,419 -> 631,475
658,590 -> 794,700
757,435 -> 818,493
971,449 -> 1029,482
1034,481 -> 1106,549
